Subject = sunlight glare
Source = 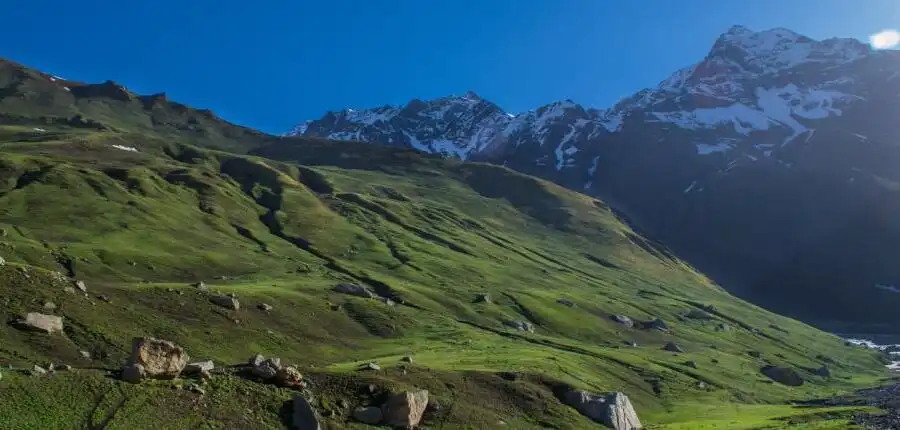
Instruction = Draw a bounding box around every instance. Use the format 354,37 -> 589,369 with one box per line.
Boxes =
870,29 -> 900,49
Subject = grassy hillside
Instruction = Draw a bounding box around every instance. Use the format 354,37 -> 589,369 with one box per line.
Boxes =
0,120 -> 891,429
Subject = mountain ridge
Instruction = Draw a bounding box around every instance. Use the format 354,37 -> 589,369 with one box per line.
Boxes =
285,25 -> 900,333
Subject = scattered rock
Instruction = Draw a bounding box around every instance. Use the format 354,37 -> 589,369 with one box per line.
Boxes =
563,390 -> 642,430
685,309 -> 713,320
80,350 -> 91,359
275,365 -> 304,387
663,342 -> 684,353
715,323 -> 730,332
381,390 -> 429,429
210,294 -> 240,310
185,360 -> 214,374
292,394 -> 322,430
353,406 -> 383,425
474,293 -> 491,303
257,303 -> 273,312
748,351 -> 762,359
696,381 -> 707,389
0,256 -> 5,266
644,317 -> 669,332
625,340 -> 638,348
56,364 -> 72,371
74,280 -> 87,293
31,365 -> 47,376
185,382 -> 206,395
761,365 -> 804,386
124,337 -> 189,381
506,320 -> 534,333
685,360 -> 698,369
43,301 -> 57,311
63,286 -> 76,294
401,356 -> 413,363
121,363 -> 146,383
251,356 -> 282,380
815,366 -> 831,377
338,399 -> 349,409
360,362 -> 381,371
97,295 -> 111,303
711,358 -> 720,364
333,283 -> 375,298
556,298 -> 575,308
249,354 -> 265,367
611,315 -> 634,328
194,281 -> 208,291
15,312 -> 64,334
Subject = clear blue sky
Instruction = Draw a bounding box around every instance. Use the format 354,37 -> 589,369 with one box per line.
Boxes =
3,1 -> 898,133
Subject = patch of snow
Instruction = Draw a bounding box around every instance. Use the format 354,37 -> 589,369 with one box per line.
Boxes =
684,181 -> 697,193
63,87 -> 70,92
587,156 -> 600,177
696,142 -> 733,155
583,181 -> 592,190
554,125 -> 578,171
111,145 -> 138,152
431,139 -> 469,160
600,112 -> 623,132
653,104 -> 775,135
852,133 -> 868,141
403,132 -> 431,153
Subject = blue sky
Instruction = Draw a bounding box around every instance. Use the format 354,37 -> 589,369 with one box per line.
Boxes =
3,1 -> 898,133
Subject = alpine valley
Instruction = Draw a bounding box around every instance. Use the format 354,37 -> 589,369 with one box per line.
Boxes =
0,24 -> 899,430
289,25 -> 900,335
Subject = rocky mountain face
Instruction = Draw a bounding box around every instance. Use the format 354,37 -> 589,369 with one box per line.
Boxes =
289,25 -> 900,332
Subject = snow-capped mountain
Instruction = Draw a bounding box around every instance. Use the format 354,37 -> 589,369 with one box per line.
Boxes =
287,26 -> 900,332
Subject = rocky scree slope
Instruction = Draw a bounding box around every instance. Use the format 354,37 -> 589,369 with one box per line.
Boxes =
289,25 -> 900,333
0,71 -> 892,427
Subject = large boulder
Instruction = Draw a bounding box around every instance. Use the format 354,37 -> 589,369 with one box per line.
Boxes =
563,390 -> 642,429
15,313 -> 63,334
381,390 -> 429,428
291,394 -> 321,430
506,320 -> 534,333
334,283 -> 376,298
185,360 -> 215,374
761,365 -> 804,386
125,337 -> 189,380
611,315 -> 634,327
250,355 -> 282,380
210,295 -> 240,310
663,342 -> 684,353
276,365 -> 305,387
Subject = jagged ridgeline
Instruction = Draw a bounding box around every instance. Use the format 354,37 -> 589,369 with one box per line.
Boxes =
0,57 -> 891,429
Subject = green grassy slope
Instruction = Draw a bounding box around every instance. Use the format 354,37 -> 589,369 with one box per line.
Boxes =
0,122 -> 890,429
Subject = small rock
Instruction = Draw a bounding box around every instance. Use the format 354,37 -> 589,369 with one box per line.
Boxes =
361,362 -> 381,371
74,280 -> 87,293
199,370 -> 212,381
815,366 -> 831,377
506,320 -> 534,333
684,309 -> 713,320
275,365 -> 304,387
645,317 -> 669,332
685,360 -> 698,369
210,294 -> 240,310
185,382 -> 206,395
97,295 -> 111,303
251,357 -> 282,380
563,390 -> 642,429
696,381 -> 707,389
333,283 -> 375,298
292,394 -> 322,430
0,256 -> 5,266
15,312 -> 63,334
556,298 -> 576,307
185,360 -> 215,374
257,303 -> 273,312
121,364 -> 146,383
249,354 -> 265,367
748,351 -> 762,359
663,342 -> 684,353
56,364 -> 72,371
338,399 -> 349,409
63,286 -> 76,294
194,281 -> 208,291
80,350 -> 91,359
381,390 -> 429,428
401,356 -> 413,363
611,315 -> 634,328
625,340 -> 638,347
761,365 -> 804,386
715,323 -> 730,332
474,293 -> 491,303
43,301 -> 57,311
31,365 -> 47,376
353,406 -> 383,425
124,337 -> 189,380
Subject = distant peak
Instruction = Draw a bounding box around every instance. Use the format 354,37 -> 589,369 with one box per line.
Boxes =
463,90 -> 481,100
725,25 -> 753,36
